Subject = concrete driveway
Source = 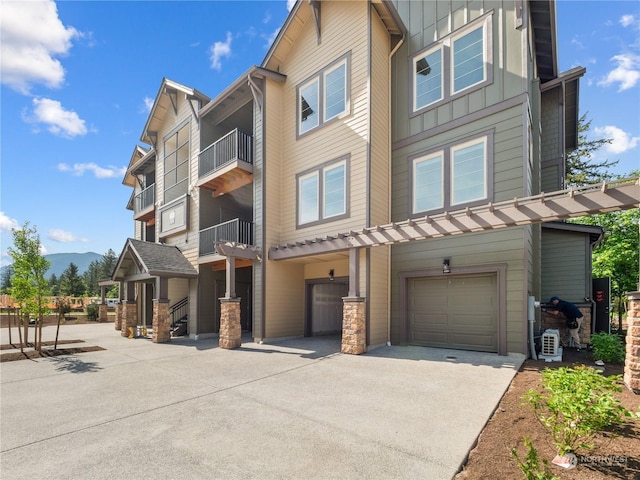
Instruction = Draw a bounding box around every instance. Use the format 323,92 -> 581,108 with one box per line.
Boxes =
1,323 -> 524,480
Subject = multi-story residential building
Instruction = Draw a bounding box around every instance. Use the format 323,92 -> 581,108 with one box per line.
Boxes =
110,1 -> 638,356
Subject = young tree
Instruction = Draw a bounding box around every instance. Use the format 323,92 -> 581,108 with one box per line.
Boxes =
566,114 -> 618,186
7,222 -> 50,352
48,273 -> 60,296
58,262 -> 87,297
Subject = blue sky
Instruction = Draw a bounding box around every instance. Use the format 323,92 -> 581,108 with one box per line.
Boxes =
1,0 -> 639,266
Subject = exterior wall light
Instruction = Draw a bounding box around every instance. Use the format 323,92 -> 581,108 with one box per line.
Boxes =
442,259 -> 451,274
329,269 -> 335,281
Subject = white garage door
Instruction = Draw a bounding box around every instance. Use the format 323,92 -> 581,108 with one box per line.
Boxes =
408,273 -> 498,352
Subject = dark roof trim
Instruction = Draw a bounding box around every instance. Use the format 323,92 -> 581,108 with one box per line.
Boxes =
542,221 -> 604,245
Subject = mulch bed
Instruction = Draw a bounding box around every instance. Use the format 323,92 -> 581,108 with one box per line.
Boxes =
0,341 -> 105,362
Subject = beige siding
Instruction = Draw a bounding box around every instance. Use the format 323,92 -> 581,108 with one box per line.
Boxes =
264,261 -> 305,338
368,246 -> 390,346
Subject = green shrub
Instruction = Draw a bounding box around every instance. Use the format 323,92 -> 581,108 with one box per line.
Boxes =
590,332 -> 625,363
523,365 -> 631,455
85,303 -> 99,321
511,437 -> 559,480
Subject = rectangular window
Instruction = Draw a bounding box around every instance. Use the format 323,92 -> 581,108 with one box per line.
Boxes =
413,153 -> 443,213
452,25 -> 485,93
297,157 -> 349,227
297,54 -> 350,137
414,48 -> 443,110
164,122 -> 190,203
412,13 -> 491,113
451,139 -> 486,205
411,135 -> 490,215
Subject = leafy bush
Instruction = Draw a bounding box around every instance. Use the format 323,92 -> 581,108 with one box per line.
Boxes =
511,437 -> 559,480
590,332 -> 625,363
85,303 -> 99,321
523,365 -> 632,455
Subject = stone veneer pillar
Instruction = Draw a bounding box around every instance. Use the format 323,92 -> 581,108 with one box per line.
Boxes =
342,297 -> 366,355
624,291 -> 640,394
219,298 -> 242,349
152,299 -> 171,343
115,303 -> 122,330
120,302 -> 137,338
98,304 -> 108,323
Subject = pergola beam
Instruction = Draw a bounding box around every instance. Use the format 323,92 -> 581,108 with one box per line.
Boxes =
269,178 -> 639,261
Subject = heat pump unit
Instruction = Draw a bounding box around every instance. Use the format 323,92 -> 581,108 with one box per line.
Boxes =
541,329 -> 560,356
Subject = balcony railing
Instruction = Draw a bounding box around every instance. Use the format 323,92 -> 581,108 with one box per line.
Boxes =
134,184 -> 155,214
199,129 -> 253,178
199,219 -> 254,256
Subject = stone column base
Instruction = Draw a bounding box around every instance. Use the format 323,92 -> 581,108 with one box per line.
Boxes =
121,302 -> 137,338
342,297 -> 366,355
219,298 -> 242,349
624,292 -> 640,394
152,300 -> 171,343
115,303 -> 122,330
98,304 -> 108,323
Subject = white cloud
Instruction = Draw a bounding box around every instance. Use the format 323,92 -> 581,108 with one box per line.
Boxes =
48,229 -> 88,243
24,97 -> 88,138
143,96 -> 154,113
0,0 -> 80,94
0,212 -> 19,233
209,32 -> 232,71
287,0 -> 297,12
263,28 -> 280,49
594,125 -> 640,154
598,53 -> 640,91
57,162 -> 126,178
620,14 -> 638,28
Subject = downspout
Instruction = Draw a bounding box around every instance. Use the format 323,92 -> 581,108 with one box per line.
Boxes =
386,31 -> 405,347
528,296 -> 540,360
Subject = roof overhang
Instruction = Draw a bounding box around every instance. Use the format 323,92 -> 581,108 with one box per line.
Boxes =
112,238 -> 198,282
530,0 -> 558,82
542,221 -> 604,246
541,66 -> 586,153
140,78 -> 210,146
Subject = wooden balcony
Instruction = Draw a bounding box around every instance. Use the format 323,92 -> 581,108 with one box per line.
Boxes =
133,184 -> 155,223
197,129 -> 253,197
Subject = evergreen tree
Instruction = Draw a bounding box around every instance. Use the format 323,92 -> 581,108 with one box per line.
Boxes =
566,114 -> 618,186
58,262 -> 87,297
83,259 -> 102,296
1,265 -> 13,294
48,273 -> 60,296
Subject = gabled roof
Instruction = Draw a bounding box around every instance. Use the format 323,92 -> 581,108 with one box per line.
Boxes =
262,0 -> 406,72
542,221 -> 604,246
140,78 -> 210,146
112,238 -> 198,282
122,145 -> 150,187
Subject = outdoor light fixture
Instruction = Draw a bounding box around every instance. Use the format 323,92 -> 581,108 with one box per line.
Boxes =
329,269 -> 335,281
442,259 -> 451,274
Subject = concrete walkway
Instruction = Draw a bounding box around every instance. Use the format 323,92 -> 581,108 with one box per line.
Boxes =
1,323 -> 524,480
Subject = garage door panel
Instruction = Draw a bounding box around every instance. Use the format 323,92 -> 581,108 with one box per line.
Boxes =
408,274 -> 498,352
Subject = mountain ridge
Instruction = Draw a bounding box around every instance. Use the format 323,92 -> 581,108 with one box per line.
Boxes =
2,252 -> 104,279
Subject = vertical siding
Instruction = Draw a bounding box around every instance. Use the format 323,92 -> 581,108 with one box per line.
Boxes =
542,229 -> 590,302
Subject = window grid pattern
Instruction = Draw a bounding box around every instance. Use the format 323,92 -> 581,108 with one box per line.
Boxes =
297,158 -> 348,227
164,123 -> 190,203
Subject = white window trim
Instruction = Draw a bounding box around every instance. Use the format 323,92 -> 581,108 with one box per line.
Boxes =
410,133 -> 492,216
323,60 -> 347,123
298,171 -> 320,225
412,151 -> 444,214
411,12 -> 493,115
297,156 -> 350,228
297,52 -> 350,138
412,46 -> 443,112
299,79 -> 320,135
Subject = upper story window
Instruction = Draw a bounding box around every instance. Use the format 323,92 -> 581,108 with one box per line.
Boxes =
164,122 -> 189,203
298,53 -> 350,137
411,134 -> 491,215
297,156 -> 349,227
412,13 -> 492,113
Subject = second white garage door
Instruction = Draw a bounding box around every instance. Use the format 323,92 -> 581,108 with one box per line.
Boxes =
408,273 -> 498,352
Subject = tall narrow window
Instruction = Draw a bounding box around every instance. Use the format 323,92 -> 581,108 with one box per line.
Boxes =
324,62 -> 346,121
451,139 -> 486,205
299,80 -> 319,134
413,153 -> 443,213
299,172 -> 319,225
323,162 -> 346,218
164,123 -> 190,203
414,48 -> 443,110
452,26 -> 485,93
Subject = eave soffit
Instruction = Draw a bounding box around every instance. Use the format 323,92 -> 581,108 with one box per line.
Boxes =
529,0 -> 558,83
140,78 -> 210,146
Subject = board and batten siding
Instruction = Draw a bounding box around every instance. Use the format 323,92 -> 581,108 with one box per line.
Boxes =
541,229 -> 591,303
